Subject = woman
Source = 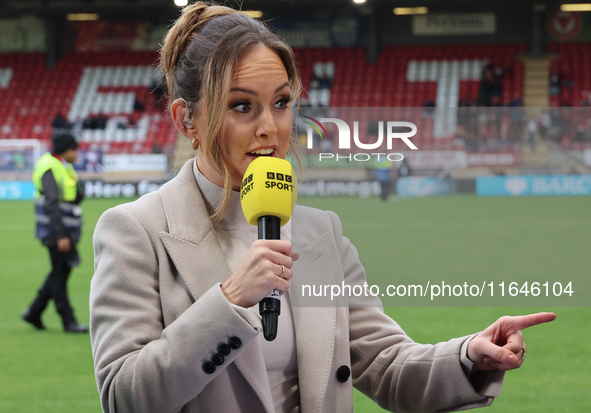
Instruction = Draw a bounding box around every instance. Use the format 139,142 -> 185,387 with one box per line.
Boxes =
89,3 -> 555,413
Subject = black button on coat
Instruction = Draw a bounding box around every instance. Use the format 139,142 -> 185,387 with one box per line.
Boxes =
336,365 -> 350,383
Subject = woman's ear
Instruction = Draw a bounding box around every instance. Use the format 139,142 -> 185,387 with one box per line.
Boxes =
171,98 -> 197,137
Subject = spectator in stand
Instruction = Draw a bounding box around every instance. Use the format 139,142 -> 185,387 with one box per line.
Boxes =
307,79 -> 320,107
96,113 -> 107,130
312,62 -> 331,89
488,111 -> 501,135
458,98 -> 474,107
464,130 -> 479,151
422,99 -> 435,116
490,95 -> 501,107
508,94 -> 523,107
82,116 -> 95,130
324,62 -> 335,86
128,115 -> 138,128
494,66 -> 504,81
85,150 -> 103,172
547,108 -> 562,141
526,119 -> 537,150
457,106 -> 471,133
72,118 -> 83,137
298,96 -> 310,107
319,135 -> 332,153
13,151 -> 26,171
559,107 -> 572,136
134,98 -> 146,112
477,119 -> 490,149
500,113 -> 512,149
51,113 -> 68,130
478,64 -> 502,106
574,125 -> 586,143
509,101 -> 524,133
151,78 -> 166,111
114,116 -> 129,130
549,70 -> 561,96
539,111 -> 551,139
132,142 -> 144,154
453,124 -> 467,149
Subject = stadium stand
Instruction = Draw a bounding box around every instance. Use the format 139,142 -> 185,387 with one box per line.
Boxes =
296,43 -> 526,151
0,43 -> 529,153
296,44 -> 526,108
0,51 -> 172,155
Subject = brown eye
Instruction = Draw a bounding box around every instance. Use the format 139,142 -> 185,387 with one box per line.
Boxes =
275,98 -> 289,109
231,102 -> 250,113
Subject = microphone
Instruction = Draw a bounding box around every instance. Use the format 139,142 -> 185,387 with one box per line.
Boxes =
240,156 -> 298,341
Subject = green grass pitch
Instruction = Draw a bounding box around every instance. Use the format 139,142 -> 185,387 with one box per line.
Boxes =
1,195 -> 589,412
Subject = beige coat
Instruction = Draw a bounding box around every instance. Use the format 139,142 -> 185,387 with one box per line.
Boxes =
90,159 -> 503,413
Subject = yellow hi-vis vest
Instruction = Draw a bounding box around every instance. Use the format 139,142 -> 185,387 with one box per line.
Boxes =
32,153 -> 81,241
33,153 -> 78,202
374,157 -> 393,183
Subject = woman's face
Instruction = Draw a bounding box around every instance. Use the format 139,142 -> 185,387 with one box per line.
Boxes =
197,44 -> 292,190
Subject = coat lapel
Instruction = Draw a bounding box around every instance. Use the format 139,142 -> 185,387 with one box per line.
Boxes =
157,160 -> 231,299
289,213 -> 337,413
158,160 -> 275,413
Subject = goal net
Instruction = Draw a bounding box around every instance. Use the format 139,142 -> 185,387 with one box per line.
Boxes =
0,139 -> 43,173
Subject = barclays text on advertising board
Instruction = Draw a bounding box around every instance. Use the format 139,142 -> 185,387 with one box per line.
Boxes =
477,175 -> 591,196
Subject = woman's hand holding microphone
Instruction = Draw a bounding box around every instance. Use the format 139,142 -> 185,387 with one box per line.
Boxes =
221,240 -> 299,308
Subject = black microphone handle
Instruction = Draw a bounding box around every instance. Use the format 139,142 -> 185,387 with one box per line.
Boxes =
258,215 -> 281,240
258,215 -> 281,341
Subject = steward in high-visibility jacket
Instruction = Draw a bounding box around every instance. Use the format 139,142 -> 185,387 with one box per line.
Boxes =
22,132 -> 87,333
374,156 -> 394,201
33,152 -> 83,245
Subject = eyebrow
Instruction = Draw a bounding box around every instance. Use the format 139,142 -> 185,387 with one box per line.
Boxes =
229,82 -> 290,96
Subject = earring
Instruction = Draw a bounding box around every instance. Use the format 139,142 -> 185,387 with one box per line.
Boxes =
192,138 -> 199,151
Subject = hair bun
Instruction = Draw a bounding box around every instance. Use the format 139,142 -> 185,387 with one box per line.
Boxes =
186,1 -> 208,26
159,2 -> 236,99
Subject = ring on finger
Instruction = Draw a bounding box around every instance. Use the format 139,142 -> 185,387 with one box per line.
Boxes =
521,347 -> 526,359
279,264 -> 285,278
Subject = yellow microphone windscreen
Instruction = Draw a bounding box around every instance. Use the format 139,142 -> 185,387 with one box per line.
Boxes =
240,157 -> 297,226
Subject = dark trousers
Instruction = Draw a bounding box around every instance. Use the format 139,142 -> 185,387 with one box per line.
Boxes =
380,182 -> 391,201
28,246 -> 76,327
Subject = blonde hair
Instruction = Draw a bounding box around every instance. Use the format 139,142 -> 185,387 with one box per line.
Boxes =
159,1 -> 302,220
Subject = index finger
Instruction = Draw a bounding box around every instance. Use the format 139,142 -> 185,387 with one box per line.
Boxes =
506,312 -> 556,332
257,239 -> 293,255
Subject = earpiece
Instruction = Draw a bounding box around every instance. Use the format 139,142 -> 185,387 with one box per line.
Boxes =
180,98 -> 194,129
183,113 -> 193,129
